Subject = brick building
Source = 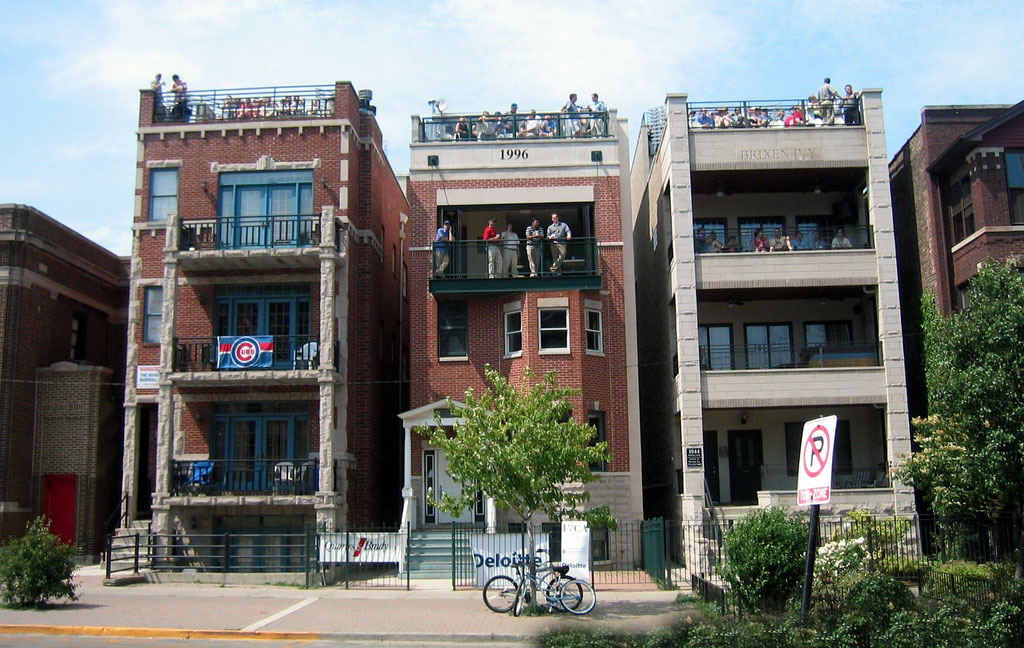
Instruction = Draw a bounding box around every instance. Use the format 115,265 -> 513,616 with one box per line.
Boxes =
631,92 -> 915,522
0,204 -> 127,558
120,81 -> 409,561
399,104 -> 644,546
889,101 -> 1024,419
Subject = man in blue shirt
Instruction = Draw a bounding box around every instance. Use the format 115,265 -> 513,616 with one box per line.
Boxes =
588,93 -> 607,135
525,218 -> 544,276
434,219 -> 454,275
546,213 -> 572,273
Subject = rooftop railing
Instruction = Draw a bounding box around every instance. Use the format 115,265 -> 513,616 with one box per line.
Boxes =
180,215 -> 319,251
687,97 -> 862,129
418,111 -> 609,142
154,84 -> 336,124
693,224 -> 873,253
700,340 -> 880,371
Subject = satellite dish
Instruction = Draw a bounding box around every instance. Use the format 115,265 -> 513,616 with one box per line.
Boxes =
429,97 -> 448,115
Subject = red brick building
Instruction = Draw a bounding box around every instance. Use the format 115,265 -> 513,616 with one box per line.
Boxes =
0,204 -> 127,558
398,105 -> 643,553
890,100 -> 1024,418
121,82 -> 409,561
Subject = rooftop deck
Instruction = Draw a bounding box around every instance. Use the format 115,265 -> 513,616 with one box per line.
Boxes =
152,84 -> 338,124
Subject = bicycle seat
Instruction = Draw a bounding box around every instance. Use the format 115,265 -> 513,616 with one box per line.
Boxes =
551,563 -> 570,576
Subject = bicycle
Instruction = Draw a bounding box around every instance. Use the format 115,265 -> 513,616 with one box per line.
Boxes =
481,549 -> 595,615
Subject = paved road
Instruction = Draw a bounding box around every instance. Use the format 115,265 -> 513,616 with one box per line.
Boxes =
0,637 -> 524,648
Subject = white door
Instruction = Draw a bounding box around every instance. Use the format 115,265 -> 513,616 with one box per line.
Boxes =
423,449 -> 479,525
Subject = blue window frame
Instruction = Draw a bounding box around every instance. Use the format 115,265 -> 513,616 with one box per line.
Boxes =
217,170 -> 314,248
149,169 -> 178,222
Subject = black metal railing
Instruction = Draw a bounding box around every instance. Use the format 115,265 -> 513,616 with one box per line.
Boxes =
171,458 -> 319,496
693,224 -> 874,253
153,84 -> 336,124
174,334 -> 321,371
687,97 -> 863,129
431,237 -> 599,279
700,341 -> 880,371
180,215 -> 319,251
418,110 -> 609,142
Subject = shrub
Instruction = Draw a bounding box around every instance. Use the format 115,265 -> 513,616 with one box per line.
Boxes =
925,560 -> 1014,602
0,517 -> 78,608
842,574 -> 916,645
720,508 -> 807,613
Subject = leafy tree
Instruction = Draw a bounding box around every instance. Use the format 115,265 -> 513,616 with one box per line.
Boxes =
416,365 -> 612,602
897,262 -> 1024,578
0,517 -> 78,608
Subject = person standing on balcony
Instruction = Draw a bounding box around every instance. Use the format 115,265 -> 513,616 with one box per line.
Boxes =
562,93 -> 582,136
171,74 -> 188,121
588,93 -> 607,135
525,218 -> 544,276
434,219 -> 454,275
483,218 -> 502,278
151,74 -> 165,121
841,85 -> 861,125
817,77 -> 841,125
500,222 -> 520,277
547,213 -> 572,273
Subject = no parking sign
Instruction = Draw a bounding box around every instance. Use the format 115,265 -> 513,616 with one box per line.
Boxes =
797,415 -> 837,506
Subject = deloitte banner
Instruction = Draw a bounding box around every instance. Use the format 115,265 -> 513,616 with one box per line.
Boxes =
469,533 -> 550,587
216,336 -> 274,369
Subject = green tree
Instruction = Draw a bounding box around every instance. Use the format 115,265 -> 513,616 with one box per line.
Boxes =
897,262 -> 1024,578
415,365 -> 612,602
0,517 -> 78,608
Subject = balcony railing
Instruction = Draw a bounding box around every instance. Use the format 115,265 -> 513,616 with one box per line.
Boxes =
700,341 -> 880,371
180,215 -> 319,251
431,237 -> 598,279
687,97 -> 862,129
154,85 -> 336,124
693,225 -> 873,253
418,111 -> 609,142
171,458 -> 319,496
174,334 -> 324,372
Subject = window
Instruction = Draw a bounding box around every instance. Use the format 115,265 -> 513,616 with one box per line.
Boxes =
1007,151 -> 1024,224
504,310 -> 522,356
745,323 -> 792,369
694,219 -> 726,252
585,309 -> 603,353
70,313 -> 87,361
538,308 -> 569,352
592,528 -> 610,562
698,325 -> 733,370
786,420 -> 852,477
149,169 -> 178,222
588,411 -> 607,471
143,286 -> 163,343
438,301 -> 468,358
943,172 -> 974,244
805,321 -> 853,347
218,170 -> 313,247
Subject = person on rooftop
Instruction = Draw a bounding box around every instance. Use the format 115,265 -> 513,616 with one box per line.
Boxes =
587,93 -> 607,135
171,74 -> 188,121
519,110 -> 542,137
151,74 -> 165,121
841,85 -> 861,125
562,93 -> 582,136
695,107 -> 714,128
818,77 -> 841,125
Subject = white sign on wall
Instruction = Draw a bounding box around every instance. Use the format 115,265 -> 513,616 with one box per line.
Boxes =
135,365 -> 160,389
797,415 -> 838,506
560,521 -> 591,582
469,533 -> 549,587
319,531 -> 407,573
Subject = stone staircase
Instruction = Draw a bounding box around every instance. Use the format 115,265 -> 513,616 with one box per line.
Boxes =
103,518 -> 152,585
404,530 -> 475,580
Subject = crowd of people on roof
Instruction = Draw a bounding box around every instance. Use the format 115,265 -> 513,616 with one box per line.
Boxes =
443,93 -> 609,140
150,73 -> 334,122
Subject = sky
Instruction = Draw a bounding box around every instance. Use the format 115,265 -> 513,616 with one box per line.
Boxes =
1,0 -> 1021,256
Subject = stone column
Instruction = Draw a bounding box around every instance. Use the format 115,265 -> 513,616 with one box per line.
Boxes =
152,214 -> 180,534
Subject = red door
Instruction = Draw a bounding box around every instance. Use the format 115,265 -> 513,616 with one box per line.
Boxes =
43,474 -> 77,546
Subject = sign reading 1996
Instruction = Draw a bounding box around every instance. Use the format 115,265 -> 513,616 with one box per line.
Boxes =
797,415 -> 838,506
499,149 -> 528,160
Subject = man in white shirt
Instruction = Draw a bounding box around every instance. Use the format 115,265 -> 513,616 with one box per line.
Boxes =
500,222 -> 520,277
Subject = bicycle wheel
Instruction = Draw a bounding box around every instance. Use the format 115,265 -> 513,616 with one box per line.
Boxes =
558,578 -> 596,615
482,575 -> 518,614
513,581 -> 526,617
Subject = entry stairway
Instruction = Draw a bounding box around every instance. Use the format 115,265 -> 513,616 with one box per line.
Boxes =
403,530 -> 476,580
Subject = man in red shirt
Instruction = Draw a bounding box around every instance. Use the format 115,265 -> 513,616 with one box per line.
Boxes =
482,217 -> 502,278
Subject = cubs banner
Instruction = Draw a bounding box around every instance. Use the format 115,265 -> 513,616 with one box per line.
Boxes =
216,336 -> 274,369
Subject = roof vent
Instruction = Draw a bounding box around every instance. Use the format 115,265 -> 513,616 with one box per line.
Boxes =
358,89 -> 373,102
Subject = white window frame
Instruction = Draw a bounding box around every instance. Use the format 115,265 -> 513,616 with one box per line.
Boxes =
143,286 -> 163,343
504,310 -> 523,357
149,168 -> 179,222
585,308 -> 603,355
538,307 -> 570,353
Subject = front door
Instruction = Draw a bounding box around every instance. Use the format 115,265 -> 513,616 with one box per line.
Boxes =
703,430 -> 720,504
423,449 -> 480,525
44,474 -> 77,546
728,430 -> 762,504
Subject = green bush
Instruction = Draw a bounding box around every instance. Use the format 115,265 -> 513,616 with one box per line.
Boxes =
720,508 -> 807,613
0,517 -> 78,608
847,574 -> 915,624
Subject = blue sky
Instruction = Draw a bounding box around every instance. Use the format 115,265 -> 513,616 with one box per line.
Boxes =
1,0 -> 1021,256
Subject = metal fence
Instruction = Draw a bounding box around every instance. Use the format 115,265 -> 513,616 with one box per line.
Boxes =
180,215 -> 320,251
154,85 -> 336,124
418,110 -> 609,142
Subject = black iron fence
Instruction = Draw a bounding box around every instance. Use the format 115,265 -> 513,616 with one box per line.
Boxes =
180,215 -> 319,251
694,224 -> 874,253
431,237 -> 599,279
170,458 -> 319,496
320,525 -> 410,589
174,334 -> 323,372
419,110 -> 609,142
700,341 -> 881,371
154,85 -> 336,124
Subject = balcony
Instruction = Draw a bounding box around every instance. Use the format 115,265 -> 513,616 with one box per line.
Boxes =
701,341 -> 880,371
153,85 -> 337,124
417,110 -> 609,142
174,214 -> 329,271
171,458 -> 319,496
429,238 -> 601,295
174,334 -> 331,375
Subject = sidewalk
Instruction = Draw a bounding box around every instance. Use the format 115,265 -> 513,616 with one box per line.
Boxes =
0,566 -> 694,643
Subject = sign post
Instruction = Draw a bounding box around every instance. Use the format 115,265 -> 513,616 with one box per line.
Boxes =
796,414 -> 837,624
